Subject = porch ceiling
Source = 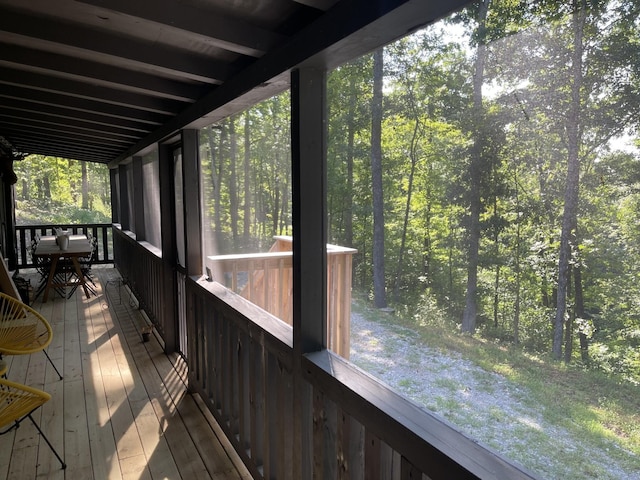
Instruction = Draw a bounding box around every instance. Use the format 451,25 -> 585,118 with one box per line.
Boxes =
0,0 -> 469,166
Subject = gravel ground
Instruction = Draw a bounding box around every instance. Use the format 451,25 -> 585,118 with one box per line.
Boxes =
349,312 -> 639,480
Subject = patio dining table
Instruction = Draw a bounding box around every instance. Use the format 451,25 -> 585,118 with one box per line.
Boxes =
34,234 -> 93,302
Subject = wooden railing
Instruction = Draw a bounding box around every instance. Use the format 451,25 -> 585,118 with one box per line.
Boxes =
207,235 -> 356,358
15,223 -> 113,268
112,226 -> 176,352
113,230 -> 539,480
186,277 -> 539,480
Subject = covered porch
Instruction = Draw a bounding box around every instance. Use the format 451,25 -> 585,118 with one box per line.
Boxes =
0,0 -> 542,478
0,267 -> 250,480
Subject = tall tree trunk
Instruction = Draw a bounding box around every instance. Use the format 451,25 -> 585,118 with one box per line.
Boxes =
574,265 -> 589,364
553,0 -> 585,360
371,48 -> 387,309
492,194 -> 500,329
448,215 -> 455,297
43,176 -> 51,203
208,129 -> 220,233
573,225 -> 589,363
216,126 -> 225,249
345,74 -> 357,247
81,161 -> 89,209
564,264 -> 574,363
229,119 -> 239,244
513,168 -> 521,344
279,174 -> 289,235
393,118 -> 419,303
244,113 -> 251,242
462,0 -> 489,333
272,158 -> 280,236
422,165 -> 433,286
536,149 -> 553,309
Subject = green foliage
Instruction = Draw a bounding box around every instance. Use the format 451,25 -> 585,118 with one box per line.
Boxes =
325,0 -> 640,377
200,92 -> 292,255
13,155 -> 111,224
52,0 -> 631,414
16,200 -> 111,225
362,293 -> 640,469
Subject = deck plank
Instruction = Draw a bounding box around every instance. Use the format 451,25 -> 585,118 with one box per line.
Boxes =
78,290 -> 122,480
0,267 -> 250,480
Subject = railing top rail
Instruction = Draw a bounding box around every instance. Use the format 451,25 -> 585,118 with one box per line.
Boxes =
17,223 -> 112,228
272,235 -> 357,254
304,350 -> 541,480
191,276 -> 293,356
209,246 -> 357,264
208,251 -> 293,262
326,244 -> 358,254
15,223 -> 114,269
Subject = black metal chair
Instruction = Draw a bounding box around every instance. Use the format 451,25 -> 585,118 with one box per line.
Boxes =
30,241 -> 65,301
67,236 -> 98,298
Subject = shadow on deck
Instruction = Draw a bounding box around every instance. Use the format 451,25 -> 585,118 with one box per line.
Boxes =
0,266 -> 251,480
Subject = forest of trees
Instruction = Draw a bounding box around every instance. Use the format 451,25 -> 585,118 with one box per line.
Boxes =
199,0 -> 640,383
14,154 -> 111,225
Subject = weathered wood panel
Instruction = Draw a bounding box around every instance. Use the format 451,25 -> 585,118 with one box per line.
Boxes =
207,236 -> 355,359
112,227 -> 173,350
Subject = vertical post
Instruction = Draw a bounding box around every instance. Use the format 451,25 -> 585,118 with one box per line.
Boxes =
132,155 -> 145,241
159,143 -> 177,353
3,178 -> 17,269
292,68 -> 327,353
291,66 -> 327,479
118,163 -> 130,231
181,129 -> 203,277
110,168 -> 119,224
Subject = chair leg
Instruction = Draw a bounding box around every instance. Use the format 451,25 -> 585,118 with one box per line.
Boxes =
43,350 -> 63,380
27,413 -> 66,469
67,271 -> 97,299
33,278 -> 47,300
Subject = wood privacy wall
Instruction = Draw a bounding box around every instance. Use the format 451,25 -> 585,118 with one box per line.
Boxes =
207,236 -> 356,359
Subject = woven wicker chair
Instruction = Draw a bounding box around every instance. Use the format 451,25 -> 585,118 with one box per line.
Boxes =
0,292 -> 63,380
0,377 -> 66,469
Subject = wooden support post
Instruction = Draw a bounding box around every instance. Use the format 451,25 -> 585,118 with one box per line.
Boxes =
292,66 -> 327,479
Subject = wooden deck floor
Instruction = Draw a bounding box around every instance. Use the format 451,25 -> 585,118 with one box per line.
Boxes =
0,267 -> 251,480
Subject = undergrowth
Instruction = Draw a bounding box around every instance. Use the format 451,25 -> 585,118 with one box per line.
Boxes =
351,294 -> 640,473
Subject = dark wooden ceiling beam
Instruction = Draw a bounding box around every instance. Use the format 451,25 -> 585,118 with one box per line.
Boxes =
9,137 -> 121,158
112,0 -> 469,165
0,84 -> 167,126
292,0 -> 338,10
11,136 -> 119,154
0,111 -> 144,140
8,137 -> 125,162
0,121 -> 133,147
0,45 -> 208,102
0,67 -> 187,115
0,0 -> 473,164
5,129 -> 121,153
76,0 -> 287,57
0,10 -> 232,84
12,143 -> 113,163
0,98 -> 156,133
